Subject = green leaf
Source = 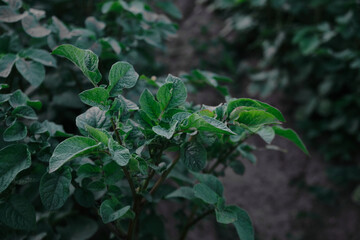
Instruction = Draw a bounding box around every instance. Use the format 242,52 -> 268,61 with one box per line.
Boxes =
237,110 -> 279,131
152,120 -> 178,139
76,107 -> 111,134
77,164 -> 101,178
0,195 -> 35,230
256,101 -> 285,122
27,99 -> 42,110
22,49 -> 57,67
232,207 -> 254,240
181,141 -> 207,172
139,89 -> 161,120
3,121 -> 27,142
52,16 -> 70,40
229,161 -> 245,175
186,114 -> 235,135
21,14 -> 51,38
215,206 -> 238,224
9,90 -> 27,108
272,126 -> 309,155
227,98 -> 285,122
49,136 -> 101,173
0,6 -> 26,23
104,161 -> 124,185
108,138 -> 131,166
165,186 -> 195,200
15,59 -> 45,87
191,172 -> 224,196
100,199 -> 133,224
0,144 -> 31,193
74,188 -> 94,208
0,54 -> 17,78
156,75 -> 187,111
156,1 -> 183,19
0,83 -> 9,90
193,183 -> 219,204
256,126 -> 275,144
108,61 -> 139,96
39,168 -> 72,210
85,125 -> 109,145
79,87 -> 109,110
52,44 -> 102,85
12,105 -> 37,120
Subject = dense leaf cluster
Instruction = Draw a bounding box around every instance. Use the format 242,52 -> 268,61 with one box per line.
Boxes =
0,1 -> 307,239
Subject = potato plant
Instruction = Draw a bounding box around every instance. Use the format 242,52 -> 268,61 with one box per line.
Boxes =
0,43 -> 308,239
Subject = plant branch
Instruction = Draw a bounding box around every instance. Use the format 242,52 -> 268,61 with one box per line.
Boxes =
179,208 -> 214,240
149,154 -> 180,196
205,141 -> 242,173
111,117 -> 138,239
107,222 -> 127,240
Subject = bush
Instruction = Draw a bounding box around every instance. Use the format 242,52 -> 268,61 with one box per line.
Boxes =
0,1 -> 307,239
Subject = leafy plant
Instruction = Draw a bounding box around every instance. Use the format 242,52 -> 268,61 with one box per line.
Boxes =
0,43 -> 308,239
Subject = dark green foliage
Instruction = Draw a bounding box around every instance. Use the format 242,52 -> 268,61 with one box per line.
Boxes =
206,0 -> 359,199
0,1 -> 307,239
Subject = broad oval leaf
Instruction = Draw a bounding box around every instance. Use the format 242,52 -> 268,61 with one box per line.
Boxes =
272,126 -> 309,155
0,6 -> 26,23
0,195 -> 35,230
156,74 -> 187,111
52,44 -> 102,85
165,186 -> 195,200
3,121 -> 27,142
0,144 -> 31,193
108,138 -> 131,166
85,125 -> 109,145
22,49 -> 57,67
185,114 -> 235,135
191,172 -> 224,196
215,206 -> 238,224
79,87 -> 109,110
237,109 -> 279,132
139,89 -> 161,120
49,136 -> 101,173
227,98 -> 285,122
9,89 -> 28,108
152,120 -> 178,139
12,105 -> 37,120
39,167 -> 72,210
0,54 -> 17,78
181,141 -> 207,172
256,126 -> 275,144
100,199 -> 133,224
193,183 -> 219,204
232,206 -> 255,240
21,14 -> 51,38
76,107 -> 111,134
15,59 -> 45,87
108,61 -> 139,95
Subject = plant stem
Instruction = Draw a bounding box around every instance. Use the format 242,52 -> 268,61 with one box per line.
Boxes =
107,222 -> 127,239
179,209 -> 214,240
141,169 -> 155,191
111,117 -> 138,239
205,141 -> 242,173
149,154 -> 180,196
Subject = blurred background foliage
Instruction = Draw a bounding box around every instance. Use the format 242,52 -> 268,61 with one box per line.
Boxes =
189,0 -> 360,203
